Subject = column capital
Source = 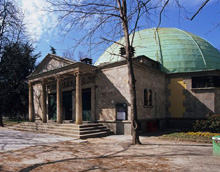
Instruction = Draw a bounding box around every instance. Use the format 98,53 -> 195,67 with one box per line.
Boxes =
74,70 -> 82,76
40,78 -> 48,84
55,75 -> 63,81
28,81 -> 33,85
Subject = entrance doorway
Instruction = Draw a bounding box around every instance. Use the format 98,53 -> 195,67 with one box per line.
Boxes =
63,91 -> 72,120
82,88 -> 91,121
48,93 -> 57,121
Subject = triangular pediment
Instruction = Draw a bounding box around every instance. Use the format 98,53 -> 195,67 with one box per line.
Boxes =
30,54 -> 76,77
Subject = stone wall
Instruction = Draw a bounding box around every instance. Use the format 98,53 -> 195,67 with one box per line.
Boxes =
96,64 -> 130,122
134,64 -> 166,120
184,78 -> 215,118
96,62 -> 166,134
166,75 -> 220,129
215,89 -> 220,114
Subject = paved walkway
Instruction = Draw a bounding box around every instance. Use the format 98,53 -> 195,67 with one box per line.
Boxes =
0,128 -> 75,152
0,128 -> 220,172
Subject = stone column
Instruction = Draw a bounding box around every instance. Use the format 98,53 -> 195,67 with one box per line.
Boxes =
41,81 -> 47,123
72,90 -> 75,121
28,82 -> 35,122
56,76 -> 63,123
91,86 -> 96,121
75,72 -> 82,124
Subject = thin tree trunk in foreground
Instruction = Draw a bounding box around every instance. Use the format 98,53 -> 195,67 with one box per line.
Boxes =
127,56 -> 141,145
0,114 -> 4,127
119,0 -> 141,144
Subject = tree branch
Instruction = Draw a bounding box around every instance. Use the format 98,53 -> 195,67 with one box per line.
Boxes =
157,0 -> 169,28
190,0 -> 210,21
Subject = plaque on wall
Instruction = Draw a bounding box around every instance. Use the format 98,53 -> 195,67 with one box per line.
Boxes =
116,103 -> 127,120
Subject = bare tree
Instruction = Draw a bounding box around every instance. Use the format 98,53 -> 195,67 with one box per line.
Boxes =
190,0 -> 211,21
0,0 -> 27,127
189,0 -> 220,33
62,49 -> 75,60
46,0 -> 217,144
46,0 -> 168,144
49,0 -> 218,144
0,0 -> 26,58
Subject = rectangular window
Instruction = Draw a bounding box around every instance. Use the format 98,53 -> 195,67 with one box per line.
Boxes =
144,89 -> 152,107
192,76 -> 220,88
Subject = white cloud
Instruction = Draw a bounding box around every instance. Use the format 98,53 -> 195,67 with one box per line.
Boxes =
16,0 -> 217,43
16,0 -> 58,42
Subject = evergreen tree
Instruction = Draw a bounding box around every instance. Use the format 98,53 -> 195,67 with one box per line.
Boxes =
0,42 -> 40,120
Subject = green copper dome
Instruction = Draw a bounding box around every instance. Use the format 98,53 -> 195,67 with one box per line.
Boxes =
95,28 -> 220,73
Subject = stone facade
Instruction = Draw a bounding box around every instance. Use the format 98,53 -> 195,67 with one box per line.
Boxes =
184,78 -> 215,118
28,53 -> 220,134
96,63 -> 130,121
95,63 -> 131,134
166,71 -> 220,129
95,59 -> 166,134
134,63 -> 166,120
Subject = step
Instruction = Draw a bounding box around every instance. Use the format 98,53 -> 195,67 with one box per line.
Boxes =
9,125 -> 108,133
16,123 -> 104,130
8,122 -> 113,139
14,126 -> 110,135
10,126 -> 110,135
12,127 -> 112,139
79,131 -> 113,139
11,123 -> 106,130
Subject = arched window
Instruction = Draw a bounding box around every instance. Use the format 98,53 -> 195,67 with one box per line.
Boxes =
148,89 -> 152,106
144,89 -> 148,106
144,88 -> 153,107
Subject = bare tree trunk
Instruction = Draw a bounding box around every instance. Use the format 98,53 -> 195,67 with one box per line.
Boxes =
0,114 -> 4,127
119,0 -> 141,144
126,55 -> 141,145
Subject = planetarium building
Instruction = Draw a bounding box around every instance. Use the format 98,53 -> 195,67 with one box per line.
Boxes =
28,28 -> 220,134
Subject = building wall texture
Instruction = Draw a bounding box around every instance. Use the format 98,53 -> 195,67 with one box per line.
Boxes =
184,78 -> 215,118
168,78 -> 186,118
30,54 -> 220,134
96,62 -> 166,134
96,64 -> 130,122
134,64 -> 166,120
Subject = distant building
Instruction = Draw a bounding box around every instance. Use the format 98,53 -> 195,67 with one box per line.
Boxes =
28,28 -> 220,134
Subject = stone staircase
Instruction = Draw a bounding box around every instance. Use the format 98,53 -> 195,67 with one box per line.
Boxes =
8,122 -> 113,139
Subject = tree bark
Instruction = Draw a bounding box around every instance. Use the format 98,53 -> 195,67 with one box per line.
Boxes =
126,52 -> 141,145
0,114 -> 4,127
120,0 -> 141,144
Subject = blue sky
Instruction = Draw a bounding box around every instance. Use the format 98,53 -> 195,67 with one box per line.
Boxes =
16,0 -> 220,64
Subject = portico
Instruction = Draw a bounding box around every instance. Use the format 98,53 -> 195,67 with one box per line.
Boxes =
28,54 -> 96,125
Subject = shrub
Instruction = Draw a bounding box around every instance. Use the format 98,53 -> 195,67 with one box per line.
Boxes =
193,114 -> 220,133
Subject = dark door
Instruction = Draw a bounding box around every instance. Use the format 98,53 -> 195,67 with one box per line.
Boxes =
48,93 -> 57,121
63,91 -> 72,120
82,88 -> 91,121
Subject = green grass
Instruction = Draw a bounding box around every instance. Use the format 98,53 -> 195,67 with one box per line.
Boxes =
160,131 -> 220,143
